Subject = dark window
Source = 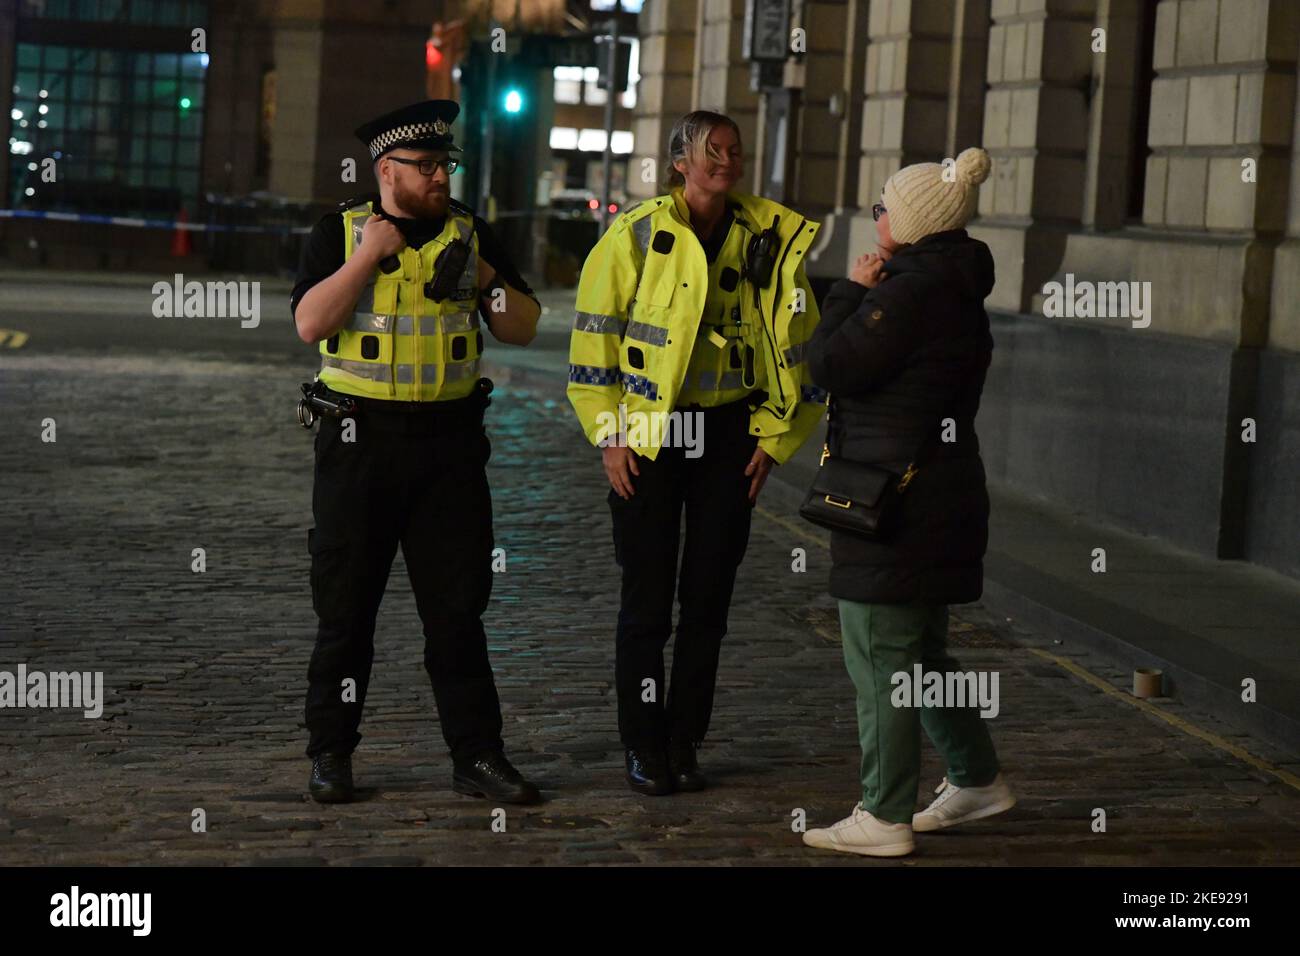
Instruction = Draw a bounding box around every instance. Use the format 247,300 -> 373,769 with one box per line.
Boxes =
8,1 -> 210,216
1127,0 -> 1161,222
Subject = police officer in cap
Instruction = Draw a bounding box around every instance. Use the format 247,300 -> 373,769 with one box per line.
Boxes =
291,99 -> 542,804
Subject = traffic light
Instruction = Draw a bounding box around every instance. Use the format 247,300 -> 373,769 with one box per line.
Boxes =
426,20 -> 465,101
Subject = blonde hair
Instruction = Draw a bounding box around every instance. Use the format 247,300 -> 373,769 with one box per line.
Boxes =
664,110 -> 742,190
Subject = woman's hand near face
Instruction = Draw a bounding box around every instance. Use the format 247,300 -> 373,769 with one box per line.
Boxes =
850,252 -> 886,289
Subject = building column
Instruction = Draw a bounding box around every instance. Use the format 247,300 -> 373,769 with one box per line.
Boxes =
629,0 -> 699,199
970,0 -> 1098,313
693,0 -> 760,170
808,0 -> 959,281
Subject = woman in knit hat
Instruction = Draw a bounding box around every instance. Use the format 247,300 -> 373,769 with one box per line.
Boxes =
800,147 -> 1015,857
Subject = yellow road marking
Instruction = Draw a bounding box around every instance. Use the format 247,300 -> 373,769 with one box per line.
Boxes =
0,329 -> 29,348
1026,647 -> 1300,792
755,501 -> 1300,793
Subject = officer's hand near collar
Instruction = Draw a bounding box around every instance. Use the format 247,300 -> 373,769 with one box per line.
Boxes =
360,212 -> 406,264
745,447 -> 774,503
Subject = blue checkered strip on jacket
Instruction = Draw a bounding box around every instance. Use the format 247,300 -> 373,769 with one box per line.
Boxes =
622,372 -> 659,401
569,363 -> 621,387
801,384 -> 829,403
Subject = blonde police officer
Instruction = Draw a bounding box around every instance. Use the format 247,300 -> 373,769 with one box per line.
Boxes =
567,110 -> 827,795
291,100 -> 542,806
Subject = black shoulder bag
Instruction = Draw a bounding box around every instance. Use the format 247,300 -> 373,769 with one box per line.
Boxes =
798,395 -> 936,540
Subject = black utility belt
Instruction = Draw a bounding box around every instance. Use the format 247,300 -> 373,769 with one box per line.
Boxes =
346,392 -> 484,415
296,379 -> 491,428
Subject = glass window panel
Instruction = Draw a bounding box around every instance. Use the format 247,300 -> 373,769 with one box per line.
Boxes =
129,138 -> 144,163
127,166 -> 144,187
44,0 -> 74,17
130,0 -> 156,23
178,171 -> 199,196
74,0 -> 100,20
44,47 -> 69,70
96,76 -> 121,100
152,108 -> 175,134
157,1 -> 184,25
15,70 -> 40,96
100,0 -> 124,18
71,75 -> 94,99
17,45 -> 41,68
181,53 -> 205,77
177,138 -> 200,166
154,53 -> 179,76
148,138 -> 173,164
97,50 -> 123,73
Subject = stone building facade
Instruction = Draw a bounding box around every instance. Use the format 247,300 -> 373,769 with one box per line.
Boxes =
633,0 -> 1300,580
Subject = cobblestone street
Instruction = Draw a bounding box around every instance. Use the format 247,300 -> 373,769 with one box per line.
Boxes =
2,329 -> 1299,866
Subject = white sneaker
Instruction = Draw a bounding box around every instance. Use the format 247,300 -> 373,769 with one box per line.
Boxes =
912,774 -> 1016,832
802,802 -> 915,857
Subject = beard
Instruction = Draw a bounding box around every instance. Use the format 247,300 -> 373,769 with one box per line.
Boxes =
392,179 -> 449,220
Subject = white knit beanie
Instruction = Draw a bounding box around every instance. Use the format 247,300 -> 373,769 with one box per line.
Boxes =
881,147 -> 991,246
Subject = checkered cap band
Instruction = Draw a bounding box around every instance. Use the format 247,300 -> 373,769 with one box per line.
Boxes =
369,122 -> 442,159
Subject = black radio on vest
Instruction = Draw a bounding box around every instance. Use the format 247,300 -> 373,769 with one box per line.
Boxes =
425,236 -> 473,302
745,214 -> 781,293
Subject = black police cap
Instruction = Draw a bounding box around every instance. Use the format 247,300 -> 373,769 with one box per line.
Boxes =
354,100 -> 462,161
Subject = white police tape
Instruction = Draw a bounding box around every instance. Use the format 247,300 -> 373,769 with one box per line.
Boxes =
0,208 -> 311,234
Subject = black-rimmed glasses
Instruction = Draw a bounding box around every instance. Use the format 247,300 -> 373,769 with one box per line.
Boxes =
387,156 -> 459,176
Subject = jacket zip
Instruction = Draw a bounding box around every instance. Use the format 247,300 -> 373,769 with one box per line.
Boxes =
761,217 -> 808,413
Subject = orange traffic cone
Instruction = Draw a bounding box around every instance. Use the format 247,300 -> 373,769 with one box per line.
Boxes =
171,208 -> 192,257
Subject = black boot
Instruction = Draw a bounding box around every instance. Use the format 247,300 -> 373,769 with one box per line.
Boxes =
625,748 -> 674,796
309,752 -> 355,804
668,739 -> 707,792
453,750 -> 541,805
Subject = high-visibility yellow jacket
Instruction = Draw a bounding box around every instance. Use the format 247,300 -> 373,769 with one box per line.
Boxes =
318,199 -> 483,402
566,188 -> 828,463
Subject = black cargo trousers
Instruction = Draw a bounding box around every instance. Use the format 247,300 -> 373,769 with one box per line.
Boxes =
608,396 -> 759,751
304,387 -> 504,763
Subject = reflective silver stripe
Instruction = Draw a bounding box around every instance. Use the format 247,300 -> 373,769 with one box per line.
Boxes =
697,370 -> 746,391
632,216 -> 652,258
396,315 -> 414,335
443,359 -> 481,381
626,320 -> 668,346
321,356 -> 392,382
438,311 -> 479,333
384,360 -> 481,386
349,312 -> 397,333
349,212 -> 371,250
783,342 -> 806,367
355,284 -> 375,314
574,311 -> 626,336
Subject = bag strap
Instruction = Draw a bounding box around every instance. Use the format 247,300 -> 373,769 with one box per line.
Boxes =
822,395 -> 938,481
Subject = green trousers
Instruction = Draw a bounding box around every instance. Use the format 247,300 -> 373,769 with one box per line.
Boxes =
838,599 -> 1001,824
